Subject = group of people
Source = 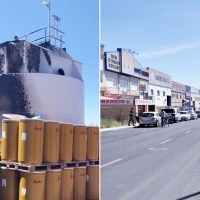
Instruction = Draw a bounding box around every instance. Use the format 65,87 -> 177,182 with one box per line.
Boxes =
128,108 -> 168,127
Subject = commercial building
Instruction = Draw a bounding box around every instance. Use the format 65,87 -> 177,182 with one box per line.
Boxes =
100,44 -> 200,120
148,68 -> 171,112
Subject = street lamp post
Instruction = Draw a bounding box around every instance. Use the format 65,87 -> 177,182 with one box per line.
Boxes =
42,1 -> 51,42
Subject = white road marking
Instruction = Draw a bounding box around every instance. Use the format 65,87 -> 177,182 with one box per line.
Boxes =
101,159 -> 122,168
185,130 -> 192,133
131,132 -> 138,134
160,139 -> 172,144
148,148 -> 156,150
142,130 -> 147,132
148,148 -> 168,151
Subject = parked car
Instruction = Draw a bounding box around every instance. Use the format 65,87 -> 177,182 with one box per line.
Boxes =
196,111 -> 200,118
161,108 -> 182,123
188,110 -> 198,120
180,111 -> 190,121
139,112 -> 161,127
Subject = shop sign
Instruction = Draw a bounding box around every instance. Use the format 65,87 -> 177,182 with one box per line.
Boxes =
172,82 -> 185,93
155,75 -> 170,83
135,99 -> 152,105
134,68 -> 149,77
139,84 -> 146,91
101,99 -> 133,105
105,52 -> 120,72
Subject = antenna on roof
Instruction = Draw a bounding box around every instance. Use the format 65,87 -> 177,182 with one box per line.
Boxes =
53,15 -> 60,46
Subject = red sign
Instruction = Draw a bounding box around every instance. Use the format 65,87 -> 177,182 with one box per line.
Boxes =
35,126 -> 43,131
93,132 -> 98,135
33,179 -> 42,184
142,71 -> 149,77
55,128 -> 59,132
139,84 -> 146,91
101,99 -> 133,105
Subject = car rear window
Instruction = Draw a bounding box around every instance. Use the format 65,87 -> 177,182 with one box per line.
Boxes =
180,111 -> 187,114
161,109 -> 175,113
141,113 -> 154,117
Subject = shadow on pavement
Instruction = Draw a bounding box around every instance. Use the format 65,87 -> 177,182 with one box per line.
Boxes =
134,125 -> 158,128
176,191 -> 200,200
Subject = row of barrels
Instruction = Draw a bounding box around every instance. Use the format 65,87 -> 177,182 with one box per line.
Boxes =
1,119 -> 99,163
0,118 -> 99,200
0,165 -> 99,200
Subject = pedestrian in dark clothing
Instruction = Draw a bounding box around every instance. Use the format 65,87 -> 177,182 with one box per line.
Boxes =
128,108 -> 134,126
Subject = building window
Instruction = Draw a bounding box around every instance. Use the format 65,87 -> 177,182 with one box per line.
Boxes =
157,90 -> 160,96
180,95 -> 181,99
176,94 -> 178,99
120,79 -> 128,93
163,91 -> 165,96
151,89 -> 154,95
106,77 -> 116,88
131,81 -> 138,91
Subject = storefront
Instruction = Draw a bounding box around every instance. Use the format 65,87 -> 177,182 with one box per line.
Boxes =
171,81 -> 185,108
148,68 -> 172,112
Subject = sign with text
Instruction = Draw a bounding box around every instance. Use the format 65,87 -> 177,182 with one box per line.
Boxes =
172,82 -> 185,93
135,99 -> 152,105
139,84 -> 146,91
101,99 -> 133,105
134,68 -> 149,78
105,52 -> 120,72
149,68 -> 171,87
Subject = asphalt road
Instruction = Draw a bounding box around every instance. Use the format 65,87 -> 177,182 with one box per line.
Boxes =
101,119 -> 200,200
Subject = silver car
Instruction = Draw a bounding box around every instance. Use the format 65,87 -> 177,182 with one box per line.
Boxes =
188,110 -> 198,120
139,112 -> 161,127
196,111 -> 200,118
180,111 -> 190,121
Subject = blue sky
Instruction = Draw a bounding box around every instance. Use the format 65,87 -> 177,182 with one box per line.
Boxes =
0,0 -> 100,126
101,0 -> 200,89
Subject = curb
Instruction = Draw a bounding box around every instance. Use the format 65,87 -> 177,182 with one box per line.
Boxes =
101,123 -> 139,132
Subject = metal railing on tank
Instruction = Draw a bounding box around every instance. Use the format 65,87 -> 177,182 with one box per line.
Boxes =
17,26 -> 65,48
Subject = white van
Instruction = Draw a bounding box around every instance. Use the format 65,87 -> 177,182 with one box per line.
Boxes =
161,108 -> 182,123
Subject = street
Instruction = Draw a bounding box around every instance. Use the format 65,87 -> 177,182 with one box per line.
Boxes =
101,119 -> 200,200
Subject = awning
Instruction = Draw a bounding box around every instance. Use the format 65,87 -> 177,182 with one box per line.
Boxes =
100,96 -> 114,100
183,99 -> 189,102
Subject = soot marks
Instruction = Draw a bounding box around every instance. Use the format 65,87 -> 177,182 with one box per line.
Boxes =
27,44 -> 40,73
0,74 -> 30,115
7,43 -> 23,73
0,53 -> 5,74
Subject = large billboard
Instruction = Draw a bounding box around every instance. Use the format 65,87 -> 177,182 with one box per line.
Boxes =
148,68 -> 172,88
117,48 -> 149,80
104,51 -> 120,73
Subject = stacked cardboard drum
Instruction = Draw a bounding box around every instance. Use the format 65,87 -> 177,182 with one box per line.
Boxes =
0,119 -> 99,200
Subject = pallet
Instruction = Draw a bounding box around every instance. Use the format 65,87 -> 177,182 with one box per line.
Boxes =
0,161 -> 16,169
63,161 -> 89,168
16,162 -> 64,172
88,160 -> 99,165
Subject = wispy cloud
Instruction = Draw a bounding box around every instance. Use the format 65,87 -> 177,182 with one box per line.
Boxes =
139,41 -> 200,57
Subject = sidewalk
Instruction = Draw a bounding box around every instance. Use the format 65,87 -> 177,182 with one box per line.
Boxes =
101,123 -> 139,132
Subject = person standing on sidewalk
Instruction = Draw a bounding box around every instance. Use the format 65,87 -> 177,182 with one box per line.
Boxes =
128,107 -> 134,126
